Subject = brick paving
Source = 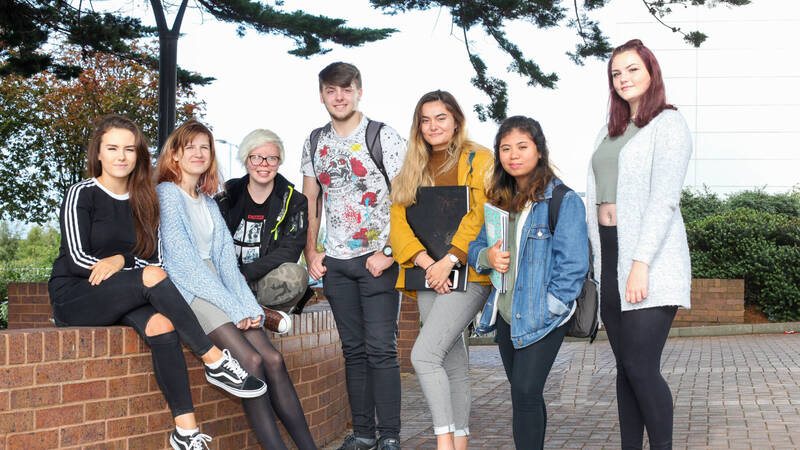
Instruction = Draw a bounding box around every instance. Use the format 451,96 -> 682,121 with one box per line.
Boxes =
325,333 -> 800,449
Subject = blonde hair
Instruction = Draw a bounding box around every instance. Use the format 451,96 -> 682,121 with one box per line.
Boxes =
238,129 -> 284,166
391,90 -> 484,207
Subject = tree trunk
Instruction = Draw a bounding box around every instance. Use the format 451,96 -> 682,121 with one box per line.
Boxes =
150,0 -> 187,153
157,33 -> 178,151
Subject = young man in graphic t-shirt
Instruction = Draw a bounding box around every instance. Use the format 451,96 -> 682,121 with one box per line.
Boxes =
302,62 -> 406,450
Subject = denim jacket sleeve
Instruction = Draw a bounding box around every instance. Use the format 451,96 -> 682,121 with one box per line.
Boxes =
468,224 -> 492,274
547,190 -> 589,308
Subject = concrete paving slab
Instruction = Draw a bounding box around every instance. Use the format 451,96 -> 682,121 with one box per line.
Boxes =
324,333 -> 800,449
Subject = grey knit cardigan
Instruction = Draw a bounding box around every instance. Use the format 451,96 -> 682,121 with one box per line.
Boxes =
586,109 -> 692,312
156,182 -> 265,325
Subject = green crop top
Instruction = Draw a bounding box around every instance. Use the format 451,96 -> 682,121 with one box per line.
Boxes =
592,123 -> 640,205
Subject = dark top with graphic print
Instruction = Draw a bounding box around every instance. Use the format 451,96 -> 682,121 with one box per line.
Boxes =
216,173 -> 308,282
232,192 -> 272,265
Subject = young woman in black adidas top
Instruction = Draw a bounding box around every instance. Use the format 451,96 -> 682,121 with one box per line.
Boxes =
48,115 -> 266,449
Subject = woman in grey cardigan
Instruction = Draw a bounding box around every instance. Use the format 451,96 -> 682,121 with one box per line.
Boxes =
155,121 -> 316,450
587,39 -> 692,450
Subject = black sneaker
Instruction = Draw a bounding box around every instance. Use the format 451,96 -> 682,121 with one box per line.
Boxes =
378,437 -> 400,450
337,434 -> 377,450
205,349 -> 267,398
169,430 -> 212,450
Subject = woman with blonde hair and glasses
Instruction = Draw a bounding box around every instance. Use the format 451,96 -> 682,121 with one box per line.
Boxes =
215,128 -> 312,316
389,90 -> 493,450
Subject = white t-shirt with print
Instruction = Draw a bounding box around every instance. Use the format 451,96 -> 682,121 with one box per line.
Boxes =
301,115 -> 406,259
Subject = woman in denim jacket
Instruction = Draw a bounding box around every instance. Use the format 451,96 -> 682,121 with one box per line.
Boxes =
468,116 -> 588,449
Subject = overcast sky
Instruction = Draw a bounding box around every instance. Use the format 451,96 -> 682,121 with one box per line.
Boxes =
118,0 -> 799,195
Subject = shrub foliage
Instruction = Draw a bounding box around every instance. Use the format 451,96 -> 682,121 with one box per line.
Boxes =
682,187 -> 800,321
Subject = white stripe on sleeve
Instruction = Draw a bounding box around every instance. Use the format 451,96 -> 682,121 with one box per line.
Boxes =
64,180 -> 101,269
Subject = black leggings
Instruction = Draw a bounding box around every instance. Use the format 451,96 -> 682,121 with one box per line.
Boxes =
51,269 -> 214,417
496,316 -> 567,450
208,323 -> 316,450
599,225 -> 677,450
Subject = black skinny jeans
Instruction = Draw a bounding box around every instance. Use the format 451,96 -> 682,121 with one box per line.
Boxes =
496,316 -> 567,450
51,269 -> 214,417
599,225 -> 677,450
322,253 -> 401,440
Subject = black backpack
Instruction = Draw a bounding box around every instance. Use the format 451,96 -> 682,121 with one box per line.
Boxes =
308,120 -> 388,216
549,183 -> 600,342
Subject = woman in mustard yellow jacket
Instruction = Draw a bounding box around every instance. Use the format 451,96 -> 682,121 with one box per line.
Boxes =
389,90 -> 492,450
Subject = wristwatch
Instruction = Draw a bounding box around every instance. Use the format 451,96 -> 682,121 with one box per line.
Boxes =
447,253 -> 461,267
382,245 -> 393,257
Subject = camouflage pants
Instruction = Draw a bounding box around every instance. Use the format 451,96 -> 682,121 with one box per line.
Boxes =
249,263 -> 309,313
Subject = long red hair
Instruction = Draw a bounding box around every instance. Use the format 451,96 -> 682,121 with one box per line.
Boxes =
86,115 -> 159,258
607,39 -> 676,137
155,120 -> 221,196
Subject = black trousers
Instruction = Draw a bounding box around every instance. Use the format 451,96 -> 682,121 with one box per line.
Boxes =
322,253 -> 401,440
496,316 -> 567,450
51,269 -> 213,417
599,225 -> 677,450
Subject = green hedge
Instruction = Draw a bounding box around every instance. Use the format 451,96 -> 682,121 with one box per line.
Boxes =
683,188 -> 800,321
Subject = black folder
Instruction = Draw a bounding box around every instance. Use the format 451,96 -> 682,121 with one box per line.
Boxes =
404,186 -> 469,292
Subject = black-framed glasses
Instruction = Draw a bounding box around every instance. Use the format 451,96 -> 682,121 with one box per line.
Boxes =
248,155 -> 281,166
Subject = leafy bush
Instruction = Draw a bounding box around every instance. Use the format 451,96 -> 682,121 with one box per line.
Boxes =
680,186 -> 725,224
682,186 -> 800,224
1,222 -> 58,329
726,189 -> 800,217
687,207 -> 800,321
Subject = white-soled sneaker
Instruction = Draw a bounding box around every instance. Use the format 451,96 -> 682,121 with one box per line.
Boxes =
205,349 -> 267,398
170,430 -> 212,450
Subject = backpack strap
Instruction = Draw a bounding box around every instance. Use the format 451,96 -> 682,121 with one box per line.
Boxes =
308,123 -> 331,182
365,119 -> 390,192
308,120 -> 390,216
308,123 -> 331,218
548,182 -> 571,234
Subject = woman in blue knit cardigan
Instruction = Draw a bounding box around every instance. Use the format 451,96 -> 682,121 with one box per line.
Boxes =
155,120 -> 316,450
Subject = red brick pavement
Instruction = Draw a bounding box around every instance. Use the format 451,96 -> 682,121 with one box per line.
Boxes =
326,333 -> 800,449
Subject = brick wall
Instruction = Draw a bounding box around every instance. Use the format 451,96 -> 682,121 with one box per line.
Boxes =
6,283 -> 53,329
673,279 -> 745,327
0,296 -> 348,449
397,294 -> 420,374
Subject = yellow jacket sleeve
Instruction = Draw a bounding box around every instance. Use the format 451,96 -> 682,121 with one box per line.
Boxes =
389,202 -> 426,268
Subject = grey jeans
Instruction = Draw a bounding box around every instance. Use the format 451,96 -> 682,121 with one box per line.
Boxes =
412,282 -> 491,436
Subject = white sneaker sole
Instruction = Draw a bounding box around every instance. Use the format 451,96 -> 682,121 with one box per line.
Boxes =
205,373 -> 267,398
275,310 -> 291,334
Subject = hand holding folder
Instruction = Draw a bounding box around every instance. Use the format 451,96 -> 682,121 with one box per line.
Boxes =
483,204 -> 509,293
404,186 -> 470,292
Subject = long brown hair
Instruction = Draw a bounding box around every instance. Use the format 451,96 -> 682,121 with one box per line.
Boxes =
391,90 -> 488,207
486,116 -> 556,213
607,39 -> 676,137
86,115 -> 159,258
155,120 -> 221,196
